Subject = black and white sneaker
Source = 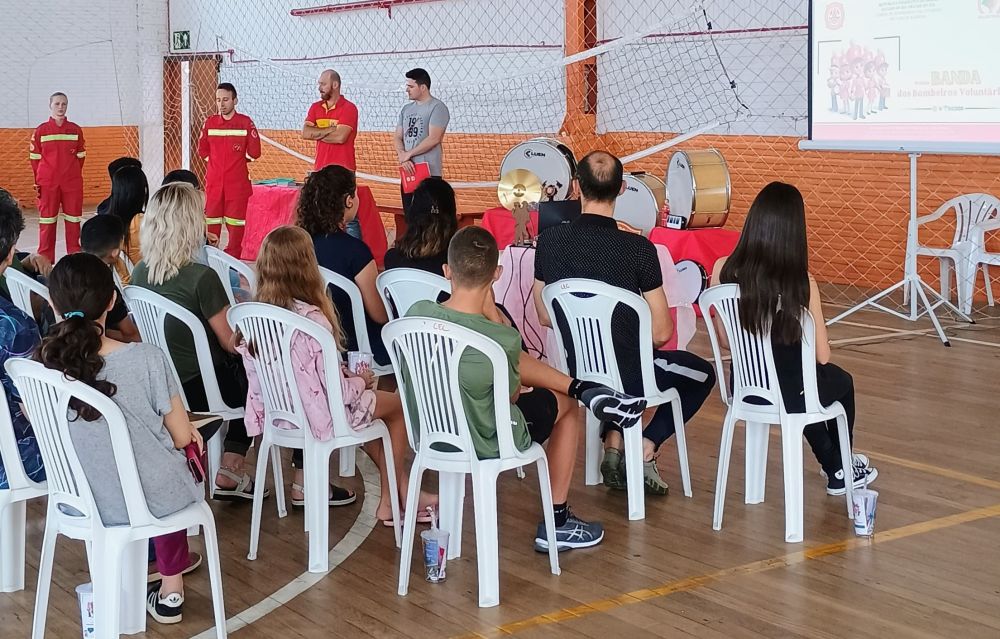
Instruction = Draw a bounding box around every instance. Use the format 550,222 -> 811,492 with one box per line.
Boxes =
579,385 -> 647,429
534,510 -> 605,552
820,453 -> 871,478
146,582 -> 183,624
826,464 -> 879,496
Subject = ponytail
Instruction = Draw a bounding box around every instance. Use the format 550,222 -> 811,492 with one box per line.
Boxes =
35,254 -> 118,421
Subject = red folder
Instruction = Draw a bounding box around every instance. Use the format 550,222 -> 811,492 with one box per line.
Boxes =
400,162 -> 430,194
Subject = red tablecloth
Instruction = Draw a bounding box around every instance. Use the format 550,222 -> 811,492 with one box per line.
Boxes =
647,226 -> 740,274
242,184 -> 388,266
481,206 -> 538,250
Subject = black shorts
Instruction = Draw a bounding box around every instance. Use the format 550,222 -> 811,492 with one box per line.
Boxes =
515,388 -> 559,444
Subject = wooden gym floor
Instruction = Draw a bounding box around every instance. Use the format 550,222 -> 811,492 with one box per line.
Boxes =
2,218 -> 999,638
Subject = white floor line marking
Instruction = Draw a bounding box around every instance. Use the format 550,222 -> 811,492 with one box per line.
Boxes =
189,454 -> 380,639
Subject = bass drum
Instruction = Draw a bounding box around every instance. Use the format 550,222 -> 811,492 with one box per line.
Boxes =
499,137 -> 576,202
672,259 -> 709,306
614,172 -> 665,234
666,149 -> 731,229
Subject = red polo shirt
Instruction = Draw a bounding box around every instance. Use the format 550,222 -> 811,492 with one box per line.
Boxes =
305,97 -> 358,171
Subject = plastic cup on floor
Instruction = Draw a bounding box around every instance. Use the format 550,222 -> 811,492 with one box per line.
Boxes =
852,488 -> 878,537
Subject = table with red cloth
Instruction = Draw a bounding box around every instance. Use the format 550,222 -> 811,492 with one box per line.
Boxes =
241,184 -> 388,266
646,226 -> 740,276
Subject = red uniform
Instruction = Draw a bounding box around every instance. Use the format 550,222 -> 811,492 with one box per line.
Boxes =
29,118 -> 85,260
197,112 -> 261,257
305,97 -> 358,171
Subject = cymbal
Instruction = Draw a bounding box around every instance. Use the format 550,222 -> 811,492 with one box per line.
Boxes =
497,169 -> 542,210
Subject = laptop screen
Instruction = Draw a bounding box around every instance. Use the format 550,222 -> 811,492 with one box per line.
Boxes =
537,199 -> 582,235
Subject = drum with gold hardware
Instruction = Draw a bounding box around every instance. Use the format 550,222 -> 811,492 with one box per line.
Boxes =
614,172 -> 666,234
665,149 -> 731,229
499,137 -> 576,202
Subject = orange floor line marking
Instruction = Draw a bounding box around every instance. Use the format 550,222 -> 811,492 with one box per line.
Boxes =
452,503 -> 1000,638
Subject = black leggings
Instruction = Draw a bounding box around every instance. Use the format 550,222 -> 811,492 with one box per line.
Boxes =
604,350 -> 717,450
182,355 -> 251,456
729,360 -> 856,476
791,363 -> 856,477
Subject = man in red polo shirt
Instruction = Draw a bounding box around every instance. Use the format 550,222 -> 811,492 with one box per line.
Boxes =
198,82 -> 262,257
302,69 -> 358,172
29,92 -> 85,261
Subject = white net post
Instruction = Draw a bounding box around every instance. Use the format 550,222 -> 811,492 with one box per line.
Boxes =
138,0 -> 167,188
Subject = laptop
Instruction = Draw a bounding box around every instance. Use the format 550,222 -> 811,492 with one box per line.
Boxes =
537,199 -> 582,235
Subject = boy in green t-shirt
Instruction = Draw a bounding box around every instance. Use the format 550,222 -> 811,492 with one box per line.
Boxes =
407,226 -> 646,552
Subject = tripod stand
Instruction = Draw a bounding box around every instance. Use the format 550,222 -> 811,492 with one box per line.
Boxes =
826,152 -> 972,346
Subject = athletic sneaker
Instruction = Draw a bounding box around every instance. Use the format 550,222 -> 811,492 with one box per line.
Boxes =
826,464 -> 879,496
578,385 -> 647,430
819,453 -> 871,478
534,510 -> 605,552
642,458 -> 669,495
146,582 -> 183,624
600,448 -> 626,490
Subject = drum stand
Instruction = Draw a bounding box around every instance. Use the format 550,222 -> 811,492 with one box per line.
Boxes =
826,153 -> 973,346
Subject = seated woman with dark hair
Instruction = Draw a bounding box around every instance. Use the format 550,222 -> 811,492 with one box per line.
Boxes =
710,181 -> 878,495
36,252 -> 204,625
384,177 -> 458,275
107,164 -> 149,269
296,165 -> 391,367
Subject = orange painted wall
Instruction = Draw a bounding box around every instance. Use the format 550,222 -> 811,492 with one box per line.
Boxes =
253,129 -> 1000,292
0,127 -> 139,206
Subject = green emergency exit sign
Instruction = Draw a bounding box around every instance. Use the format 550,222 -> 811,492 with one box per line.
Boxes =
172,30 -> 191,50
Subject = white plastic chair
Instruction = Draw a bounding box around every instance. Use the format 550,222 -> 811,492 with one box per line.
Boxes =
5,269 -> 58,325
383,317 -> 559,608
319,266 -> 392,377
0,388 -> 46,592
915,193 -> 1000,314
542,279 -> 692,521
205,245 -> 256,307
376,268 -> 451,320
5,358 -> 226,639
122,285 -> 240,498
228,302 -> 401,573
698,284 -> 855,543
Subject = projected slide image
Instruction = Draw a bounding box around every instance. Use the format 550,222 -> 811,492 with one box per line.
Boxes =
820,41 -> 896,121
811,0 -> 1000,147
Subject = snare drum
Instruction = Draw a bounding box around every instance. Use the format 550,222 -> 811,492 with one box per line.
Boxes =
615,172 -> 665,233
500,138 -> 576,202
666,149 -> 731,229
672,259 -> 709,305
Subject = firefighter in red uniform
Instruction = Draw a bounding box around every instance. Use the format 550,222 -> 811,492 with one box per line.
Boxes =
29,92 -> 85,261
197,82 -> 261,257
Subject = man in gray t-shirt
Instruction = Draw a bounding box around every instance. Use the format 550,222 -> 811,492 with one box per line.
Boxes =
395,68 -> 450,185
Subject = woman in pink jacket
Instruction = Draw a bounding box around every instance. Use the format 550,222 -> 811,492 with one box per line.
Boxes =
240,225 -> 433,524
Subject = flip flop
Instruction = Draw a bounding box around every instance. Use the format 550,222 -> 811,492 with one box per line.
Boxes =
380,508 -> 435,527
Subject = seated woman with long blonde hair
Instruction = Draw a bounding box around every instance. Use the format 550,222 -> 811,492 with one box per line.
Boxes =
244,226 -> 432,522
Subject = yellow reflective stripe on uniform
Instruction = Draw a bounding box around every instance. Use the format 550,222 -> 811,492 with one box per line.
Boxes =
61,213 -> 82,223
28,153 -> 42,160
76,151 -> 86,158
39,134 -> 80,142
205,216 -> 224,225
38,217 -> 58,224
207,129 -> 248,137
224,217 -> 246,227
